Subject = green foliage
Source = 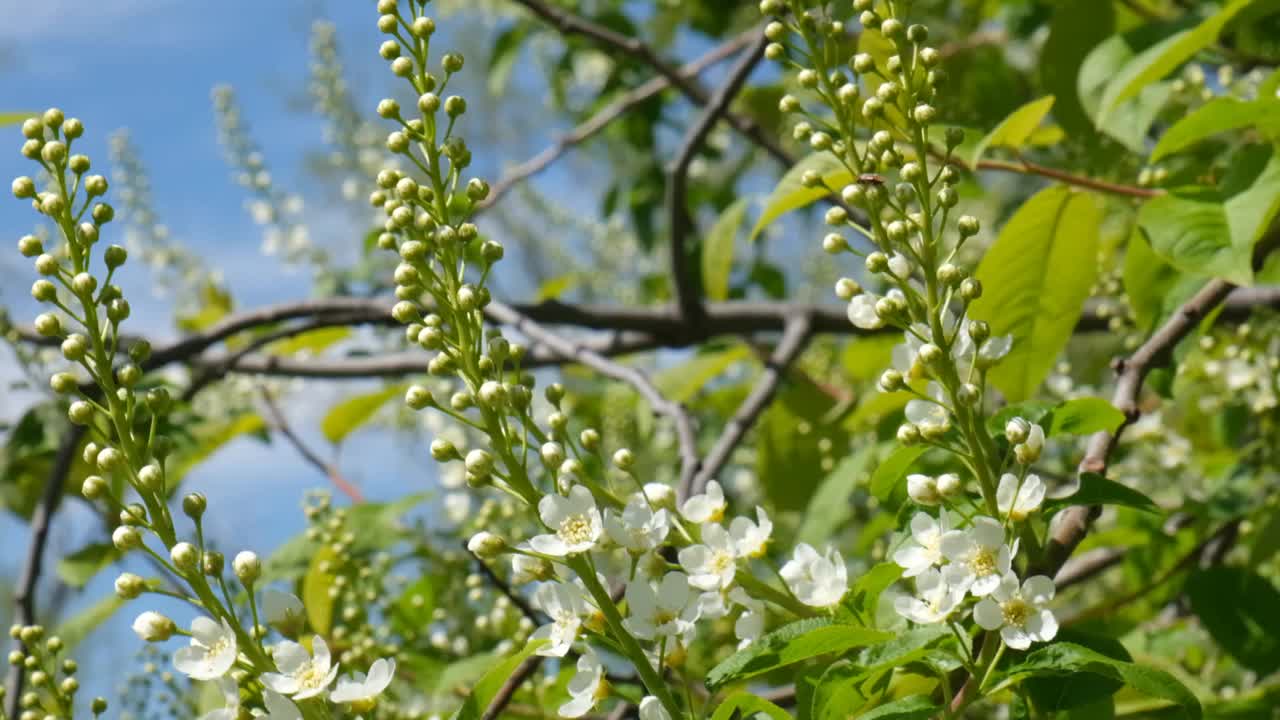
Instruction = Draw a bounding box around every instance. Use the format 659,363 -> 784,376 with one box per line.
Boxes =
750,153 -> 847,240
709,693 -> 792,720
968,96 -> 1056,167
702,197 -> 748,302
320,383 -> 408,444
706,617 -> 892,691
1186,567 -> 1280,675
1043,472 -> 1160,515
1004,643 -> 1202,719
451,640 -> 548,720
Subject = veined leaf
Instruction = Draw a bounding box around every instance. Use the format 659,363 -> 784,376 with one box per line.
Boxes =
1004,643 -> 1201,719
1152,97 -> 1280,161
1124,227 -> 1182,332
1043,472 -> 1159,516
799,448 -> 873,546
972,187 -> 1103,402
320,383 -> 409,445
1138,143 -> 1280,286
1041,0 -> 1115,135
751,153 -> 849,241
869,445 -> 927,503
702,198 -> 748,302
969,96 -> 1056,167
710,693 -> 792,720
1049,397 -> 1126,436
1187,566 -> 1280,675
706,617 -> 892,690
1099,0 -> 1254,121
856,696 -> 941,720
1079,28 -> 1178,152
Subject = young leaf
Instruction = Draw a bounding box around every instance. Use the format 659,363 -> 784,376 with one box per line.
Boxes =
1004,642 -> 1202,719
1187,566 -> 1280,675
54,593 -> 130,651
702,198 -> 749,302
1079,29 -> 1178,152
320,383 -> 408,445
855,696 -> 941,720
57,543 -> 120,588
1152,97 -> 1280,162
757,375 -> 850,511
705,617 -> 892,690
869,445 -> 927,502
750,153 -> 849,241
710,692 -> 793,720
1043,472 -> 1159,516
0,113 -> 32,127
968,96 -> 1056,167
451,639 -> 548,720
303,544 -> 339,635
972,186 -> 1103,402
652,344 -> 752,404
1099,0 -> 1254,121
843,562 -> 903,625
1123,227 -> 1182,332
799,448 -> 873,546
1049,397 -> 1126,436
1138,143 -> 1280,286
1024,630 -> 1133,711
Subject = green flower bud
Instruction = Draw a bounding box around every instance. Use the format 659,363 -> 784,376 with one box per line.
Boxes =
405,385 -> 434,410
136,464 -> 162,492
937,186 -> 958,208
33,312 -> 61,336
78,222 -> 100,244
958,215 -> 980,237
183,492 -> 207,519
170,543 -> 200,573
71,272 -> 96,296
445,95 -> 467,117
907,24 -> 929,43
92,202 -> 114,224
17,234 -> 42,256
897,423 -> 921,445
68,155 -> 90,174
765,42 -> 786,60
481,240 -> 505,264
862,97 -> 885,118
759,0 -> 784,16
467,531 -> 506,559
40,141 -> 67,165
580,428 -> 600,451
912,104 -> 937,124
1005,417 -> 1030,444
545,382 -> 565,406
386,131 -> 410,153
107,299 -> 131,323
920,47 -> 941,67
120,503 -> 147,525
959,277 -> 983,301
467,177 -> 490,201
233,551 -> 261,584
81,475 -> 107,500
879,369 -> 904,392
112,526 -> 142,551
391,301 -> 420,324
92,698 -> 109,715
379,39 -> 401,59
203,551 -> 225,577
22,138 -> 43,159
612,448 -> 635,469
822,233 -> 848,254
824,206 -> 848,226
968,320 -> 990,345
61,334 -> 88,362
430,438 -> 460,461
42,108 -> 64,128
96,447 -> 123,472
49,372 -> 77,394
376,0 -> 398,14
63,118 -> 84,139
411,17 -> 435,37
865,251 -> 888,273
20,118 -> 42,139
377,13 -> 398,32
835,277 -> 861,300
464,449 -> 494,476
880,18 -> 905,39
114,573 -> 146,599
917,343 -> 943,365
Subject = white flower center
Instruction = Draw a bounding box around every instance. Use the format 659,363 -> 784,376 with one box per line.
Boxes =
1002,598 -> 1030,627
299,661 -> 328,689
558,514 -> 593,545
205,636 -> 231,658
970,547 -> 997,576
711,549 -> 735,574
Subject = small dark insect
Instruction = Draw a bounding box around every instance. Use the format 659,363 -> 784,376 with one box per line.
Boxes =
857,173 -> 885,185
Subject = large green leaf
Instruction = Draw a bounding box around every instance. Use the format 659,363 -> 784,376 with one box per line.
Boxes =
751,153 -> 849,241
302,544 -> 339,635
706,618 -> 892,690
1024,630 -> 1132,711
869,445 -> 927,503
1004,643 -> 1201,719
0,113 -> 32,127
757,374 -> 849,511
1040,0 -> 1115,135
1079,28 -> 1177,152
1048,397 -> 1126,436
710,693 -> 792,720
799,447 -> 873,546
1138,143 -> 1280,286
1099,0 -> 1254,122
1152,97 -> 1280,162
702,198 -> 748,302
320,383 -> 408,444
1187,566 -> 1280,675
972,186 -> 1103,402
856,696 -> 941,720
1123,227 -> 1182,332
1043,472 -> 1159,516
451,639 -> 548,720
968,96 -> 1056,167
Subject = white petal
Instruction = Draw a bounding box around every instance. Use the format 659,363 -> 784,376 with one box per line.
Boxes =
972,599 -> 1003,630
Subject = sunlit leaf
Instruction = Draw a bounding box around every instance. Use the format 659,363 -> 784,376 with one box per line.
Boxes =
321,384 -> 409,445
702,198 -> 748,302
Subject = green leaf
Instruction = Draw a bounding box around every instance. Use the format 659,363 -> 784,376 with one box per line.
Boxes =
57,543 -> 119,588
1248,501 -> 1280,567
167,413 -> 268,489
702,198 -> 748,302
653,344 -> 752,403
0,113 -> 32,127
393,577 -> 437,629
1152,97 -> 1280,161
757,375 -> 850,511
487,23 -> 528,96
1024,630 -> 1133,711
799,448 -> 873,546
855,696 -> 941,720
706,618 -> 892,691
1041,0 -> 1115,135
1005,642 -> 1201,719
264,492 -> 428,580
535,274 -> 579,301
1139,143 -> 1280,286
320,383 -> 408,445
302,545 -> 339,635
1049,397 -> 1126,436
710,692 -> 793,720
1099,0 -> 1254,122
751,153 -> 849,241
268,327 -> 351,355
1079,30 -> 1177,152
54,593 -> 129,651
870,445 -> 927,502
1124,227 -> 1182,332
972,186 -> 1103,402
451,639 -> 547,720
968,96 -> 1056,167
1044,472 -> 1159,516
1187,566 -> 1280,675
843,562 -> 903,624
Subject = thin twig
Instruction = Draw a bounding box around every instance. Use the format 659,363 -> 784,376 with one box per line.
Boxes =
4,425 -> 84,717
667,30 -> 769,325
973,158 -> 1165,199
481,655 -> 544,720
466,543 -> 542,624
484,300 -> 703,497
257,387 -> 364,502
479,29 -> 759,211
683,315 -> 812,500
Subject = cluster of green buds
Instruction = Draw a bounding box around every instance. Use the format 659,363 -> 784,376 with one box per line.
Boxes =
4,625 -> 104,720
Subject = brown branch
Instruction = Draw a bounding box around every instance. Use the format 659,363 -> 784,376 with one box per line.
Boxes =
257,387 -> 364,503
466,542 -> 542,624
1035,278 -> 1236,579
683,314 -> 812,500
479,29 -> 759,212
973,158 -> 1165,199
481,655 -> 544,720
509,0 -> 791,167
667,31 -> 769,325
484,299 -> 702,494
4,425 -> 84,717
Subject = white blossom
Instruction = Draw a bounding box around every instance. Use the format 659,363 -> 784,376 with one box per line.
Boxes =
780,543 -> 848,609
728,507 -> 772,558
261,590 -> 305,629
973,574 -> 1059,650
729,587 -> 765,648
559,650 -> 606,718
905,382 -> 949,430
941,517 -> 1014,597
605,495 -> 671,553
681,480 -> 726,523
892,511 -> 952,577
330,658 -> 396,704
996,473 -> 1046,521
894,568 -> 964,624
624,572 -> 699,643
259,689 -> 303,720
639,696 -> 672,720
679,523 -> 739,591
847,294 -> 884,329
531,485 -> 603,556
197,676 -> 241,720
906,474 -> 941,505
1014,423 -> 1045,464
173,616 -> 237,681
530,581 -> 591,657
263,635 -> 340,700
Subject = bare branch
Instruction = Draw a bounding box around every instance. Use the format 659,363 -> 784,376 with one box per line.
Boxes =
683,315 -> 812,500
668,31 -> 769,325
258,387 -> 365,503
479,29 -> 759,212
